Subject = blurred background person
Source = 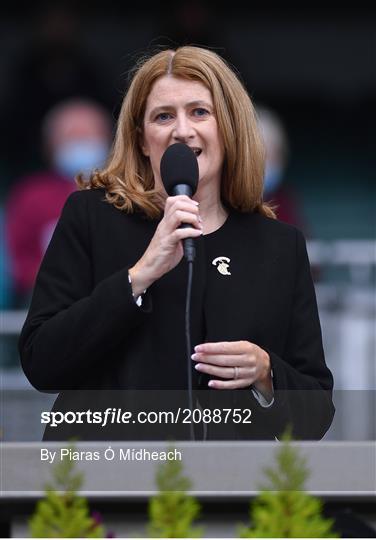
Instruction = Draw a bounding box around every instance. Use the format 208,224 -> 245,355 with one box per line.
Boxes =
256,104 -> 306,232
4,98 -> 113,307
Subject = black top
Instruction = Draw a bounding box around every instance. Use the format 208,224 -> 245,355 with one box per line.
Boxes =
19,189 -> 335,441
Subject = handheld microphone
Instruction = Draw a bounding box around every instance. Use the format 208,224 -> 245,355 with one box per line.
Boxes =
160,143 -> 199,262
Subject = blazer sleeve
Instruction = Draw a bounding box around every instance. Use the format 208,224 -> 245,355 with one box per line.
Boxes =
18,191 -> 151,392
236,228 -> 335,440
267,228 -> 335,439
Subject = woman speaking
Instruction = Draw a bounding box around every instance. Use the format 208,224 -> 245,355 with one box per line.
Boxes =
19,46 -> 334,441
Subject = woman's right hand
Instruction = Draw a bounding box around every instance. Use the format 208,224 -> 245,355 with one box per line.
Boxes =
128,195 -> 203,297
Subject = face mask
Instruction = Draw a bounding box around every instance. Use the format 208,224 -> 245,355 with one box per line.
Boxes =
54,140 -> 108,180
263,163 -> 284,197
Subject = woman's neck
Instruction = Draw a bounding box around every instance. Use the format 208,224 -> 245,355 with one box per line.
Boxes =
193,183 -> 228,235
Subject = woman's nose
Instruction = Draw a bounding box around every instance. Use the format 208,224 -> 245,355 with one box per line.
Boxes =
172,114 -> 194,141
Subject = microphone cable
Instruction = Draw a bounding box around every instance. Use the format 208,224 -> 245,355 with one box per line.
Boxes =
185,259 -> 195,441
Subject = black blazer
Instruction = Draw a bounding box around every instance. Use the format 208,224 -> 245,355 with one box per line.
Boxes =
19,189 -> 334,441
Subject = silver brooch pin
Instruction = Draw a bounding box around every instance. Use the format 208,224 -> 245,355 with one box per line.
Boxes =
212,256 -> 231,276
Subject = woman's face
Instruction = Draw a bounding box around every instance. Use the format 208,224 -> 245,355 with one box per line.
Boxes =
141,75 -> 225,194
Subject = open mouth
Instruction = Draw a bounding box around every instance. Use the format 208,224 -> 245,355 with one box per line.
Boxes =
191,147 -> 202,157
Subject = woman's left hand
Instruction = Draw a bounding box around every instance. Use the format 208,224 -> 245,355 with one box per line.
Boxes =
192,340 -> 273,397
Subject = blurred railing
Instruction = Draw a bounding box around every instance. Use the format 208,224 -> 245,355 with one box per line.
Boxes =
308,240 -> 375,267
0,309 -> 27,335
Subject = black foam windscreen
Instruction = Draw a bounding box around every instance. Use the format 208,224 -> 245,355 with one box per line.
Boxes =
160,143 -> 199,196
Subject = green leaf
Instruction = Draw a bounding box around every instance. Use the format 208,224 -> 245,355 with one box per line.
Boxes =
238,429 -> 339,538
28,445 -> 107,538
147,446 -> 202,538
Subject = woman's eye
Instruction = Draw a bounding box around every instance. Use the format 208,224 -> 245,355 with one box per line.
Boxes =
193,108 -> 209,117
156,112 -> 172,122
